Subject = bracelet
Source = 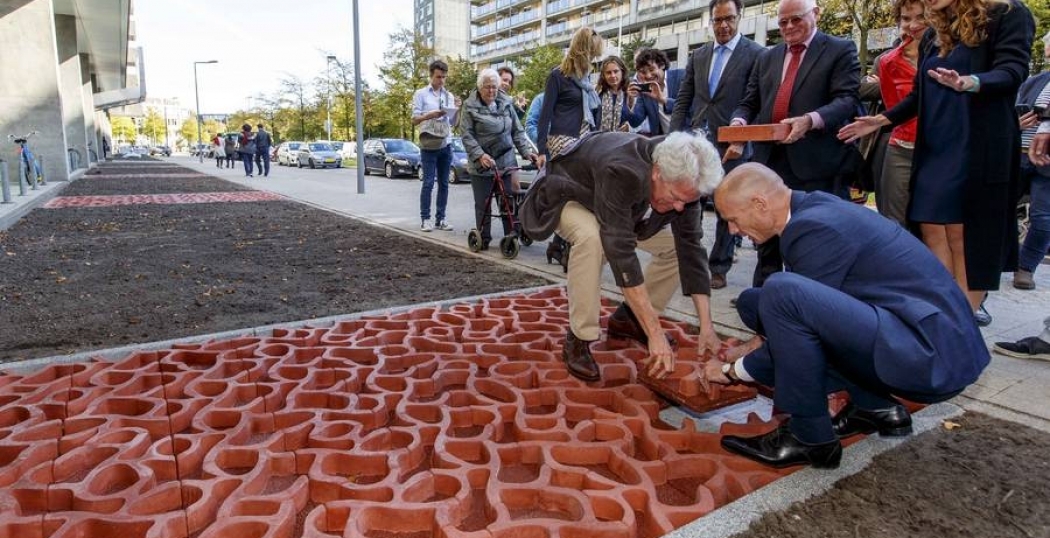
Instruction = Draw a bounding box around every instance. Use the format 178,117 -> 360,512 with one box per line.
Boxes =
966,75 -> 980,93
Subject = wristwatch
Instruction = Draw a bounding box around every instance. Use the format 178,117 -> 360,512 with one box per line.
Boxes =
721,361 -> 739,383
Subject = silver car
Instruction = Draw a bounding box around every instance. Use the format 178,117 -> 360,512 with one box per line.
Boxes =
296,142 -> 342,169
276,141 -> 304,166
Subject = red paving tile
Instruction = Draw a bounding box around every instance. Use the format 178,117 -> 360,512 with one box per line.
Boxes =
42,192 -> 284,209
0,288 -> 805,538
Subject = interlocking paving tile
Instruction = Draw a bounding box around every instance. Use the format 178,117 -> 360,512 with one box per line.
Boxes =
42,192 -> 284,209
0,288 -> 807,538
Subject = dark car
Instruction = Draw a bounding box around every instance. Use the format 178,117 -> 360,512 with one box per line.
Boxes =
361,138 -> 421,178
417,137 -> 469,183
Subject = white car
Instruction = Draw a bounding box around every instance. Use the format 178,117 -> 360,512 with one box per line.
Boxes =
330,141 -> 357,161
276,141 -> 304,166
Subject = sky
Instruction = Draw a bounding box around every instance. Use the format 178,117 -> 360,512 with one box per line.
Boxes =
134,0 -> 415,114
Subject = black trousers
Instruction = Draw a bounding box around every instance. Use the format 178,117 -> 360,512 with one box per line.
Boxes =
471,173 -> 513,243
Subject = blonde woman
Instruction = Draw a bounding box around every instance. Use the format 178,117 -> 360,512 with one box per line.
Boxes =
536,27 -> 604,157
840,0 -> 1034,326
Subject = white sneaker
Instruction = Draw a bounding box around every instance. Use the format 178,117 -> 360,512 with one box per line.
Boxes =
435,220 -> 454,231
421,219 -> 434,232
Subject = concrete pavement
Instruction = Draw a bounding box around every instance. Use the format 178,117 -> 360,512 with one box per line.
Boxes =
3,155 -> 1049,432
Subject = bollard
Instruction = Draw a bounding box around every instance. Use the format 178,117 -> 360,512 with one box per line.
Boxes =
17,156 -> 27,196
1,159 -> 11,203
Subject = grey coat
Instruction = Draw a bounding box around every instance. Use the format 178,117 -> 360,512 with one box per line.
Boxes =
519,132 -> 711,295
459,91 -> 535,176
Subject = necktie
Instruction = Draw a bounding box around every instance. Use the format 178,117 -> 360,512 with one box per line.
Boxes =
708,45 -> 727,96
772,43 -> 806,123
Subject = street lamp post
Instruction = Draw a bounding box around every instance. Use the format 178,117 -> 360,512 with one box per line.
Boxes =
326,55 -> 337,141
193,60 -> 218,162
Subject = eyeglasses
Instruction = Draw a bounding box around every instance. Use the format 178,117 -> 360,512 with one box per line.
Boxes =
712,15 -> 738,25
778,8 -> 815,27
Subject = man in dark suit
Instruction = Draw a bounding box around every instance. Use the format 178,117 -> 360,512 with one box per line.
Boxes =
626,48 -> 686,136
519,132 -> 724,382
670,0 -> 763,289
700,163 -> 990,469
730,0 -> 861,286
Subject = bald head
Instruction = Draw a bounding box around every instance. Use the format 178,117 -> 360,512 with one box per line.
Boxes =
713,163 -> 793,245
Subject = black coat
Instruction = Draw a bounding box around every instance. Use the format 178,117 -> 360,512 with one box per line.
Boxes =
884,0 -> 1034,290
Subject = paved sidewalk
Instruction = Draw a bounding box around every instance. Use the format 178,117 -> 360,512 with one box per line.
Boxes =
168,155 -> 1050,432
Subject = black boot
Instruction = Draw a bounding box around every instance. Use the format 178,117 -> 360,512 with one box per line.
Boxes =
721,423 -> 842,469
562,331 -> 600,382
545,235 -> 570,273
606,303 -> 677,349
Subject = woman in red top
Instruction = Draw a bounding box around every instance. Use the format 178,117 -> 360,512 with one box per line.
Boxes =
875,0 -> 928,225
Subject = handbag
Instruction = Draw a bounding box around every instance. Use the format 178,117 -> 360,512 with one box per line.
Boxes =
419,117 -> 450,150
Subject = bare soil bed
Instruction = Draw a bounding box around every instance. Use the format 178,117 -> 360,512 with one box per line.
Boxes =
0,166 -> 549,362
733,412 -> 1050,538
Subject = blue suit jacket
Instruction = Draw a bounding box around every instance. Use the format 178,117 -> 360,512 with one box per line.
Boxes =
779,191 -> 990,394
626,68 -> 687,135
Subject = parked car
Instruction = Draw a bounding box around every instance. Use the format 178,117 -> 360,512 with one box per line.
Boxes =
276,141 -> 304,166
330,141 -> 356,160
362,138 -> 421,178
296,142 -> 342,169
417,137 -> 469,183
149,145 -> 172,157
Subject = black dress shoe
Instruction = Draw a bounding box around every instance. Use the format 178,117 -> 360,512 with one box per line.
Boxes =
832,402 -> 913,438
562,331 -> 600,382
721,423 -> 842,469
606,304 -> 677,349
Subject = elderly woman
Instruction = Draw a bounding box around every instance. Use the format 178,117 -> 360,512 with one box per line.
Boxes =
460,68 -> 546,250
840,0 -> 1034,326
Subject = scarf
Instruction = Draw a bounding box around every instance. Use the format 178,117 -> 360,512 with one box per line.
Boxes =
570,75 -> 601,129
599,91 -> 625,132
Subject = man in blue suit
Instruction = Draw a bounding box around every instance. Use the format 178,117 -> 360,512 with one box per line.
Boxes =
701,163 -> 990,469
626,48 -> 686,136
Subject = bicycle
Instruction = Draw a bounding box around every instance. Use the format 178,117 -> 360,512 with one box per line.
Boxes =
467,166 -> 533,259
8,132 -> 43,186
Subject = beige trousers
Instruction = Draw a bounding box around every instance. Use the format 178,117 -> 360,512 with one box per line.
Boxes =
556,201 -> 681,341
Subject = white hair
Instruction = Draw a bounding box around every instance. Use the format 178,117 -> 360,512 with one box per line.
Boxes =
652,132 -> 724,195
477,68 -> 500,90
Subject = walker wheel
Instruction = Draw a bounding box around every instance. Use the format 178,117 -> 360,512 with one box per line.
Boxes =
499,236 -> 520,259
520,232 -> 533,247
468,229 -> 484,252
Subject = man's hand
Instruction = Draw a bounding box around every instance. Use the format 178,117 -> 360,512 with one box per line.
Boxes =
429,109 -> 447,120
697,359 -> 731,395
697,324 -> 722,357
723,142 -> 745,163
644,331 -> 676,378
1030,132 -> 1050,167
1020,111 -> 1040,130
646,81 -> 667,105
780,115 -> 813,144
454,96 -> 462,108
723,335 -> 764,362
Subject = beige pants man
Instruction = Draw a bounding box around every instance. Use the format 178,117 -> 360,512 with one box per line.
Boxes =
556,201 -> 682,341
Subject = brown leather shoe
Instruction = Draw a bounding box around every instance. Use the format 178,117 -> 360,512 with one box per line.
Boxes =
562,331 -> 600,381
711,273 -> 727,289
607,304 -> 677,349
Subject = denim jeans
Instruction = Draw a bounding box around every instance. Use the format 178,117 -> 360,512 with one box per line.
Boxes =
255,149 -> 271,176
1020,156 -> 1050,273
420,144 -> 452,223
241,152 -> 254,176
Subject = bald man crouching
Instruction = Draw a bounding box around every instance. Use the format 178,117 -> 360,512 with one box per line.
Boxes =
701,163 -> 990,469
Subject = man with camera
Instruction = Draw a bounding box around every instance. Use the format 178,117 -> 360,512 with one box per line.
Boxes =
1013,37 -> 1050,291
626,48 -> 686,136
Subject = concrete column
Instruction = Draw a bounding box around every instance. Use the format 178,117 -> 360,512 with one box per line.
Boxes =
56,14 -> 87,173
80,53 -> 98,166
0,0 -> 70,181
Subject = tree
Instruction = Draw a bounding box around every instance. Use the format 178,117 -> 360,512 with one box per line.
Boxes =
617,35 -> 656,68
515,44 -> 564,101
142,107 -> 166,145
281,75 -> 312,141
1029,0 -> 1050,73
111,116 -> 136,144
445,55 -> 478,102
816,0 -> 895,72
325,55 -> 362,141
378,28 -> 434,140
177,117 -> 199,146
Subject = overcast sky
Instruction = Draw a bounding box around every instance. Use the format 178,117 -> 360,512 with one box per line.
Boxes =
134,0 -> 415,114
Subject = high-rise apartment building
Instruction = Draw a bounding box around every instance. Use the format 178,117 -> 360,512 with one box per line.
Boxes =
416,0 -> 472,60
470,0 -> 779,69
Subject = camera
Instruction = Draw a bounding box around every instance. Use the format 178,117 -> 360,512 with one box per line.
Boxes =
1015,104 -> 1034,116
633,82 -> 653,93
